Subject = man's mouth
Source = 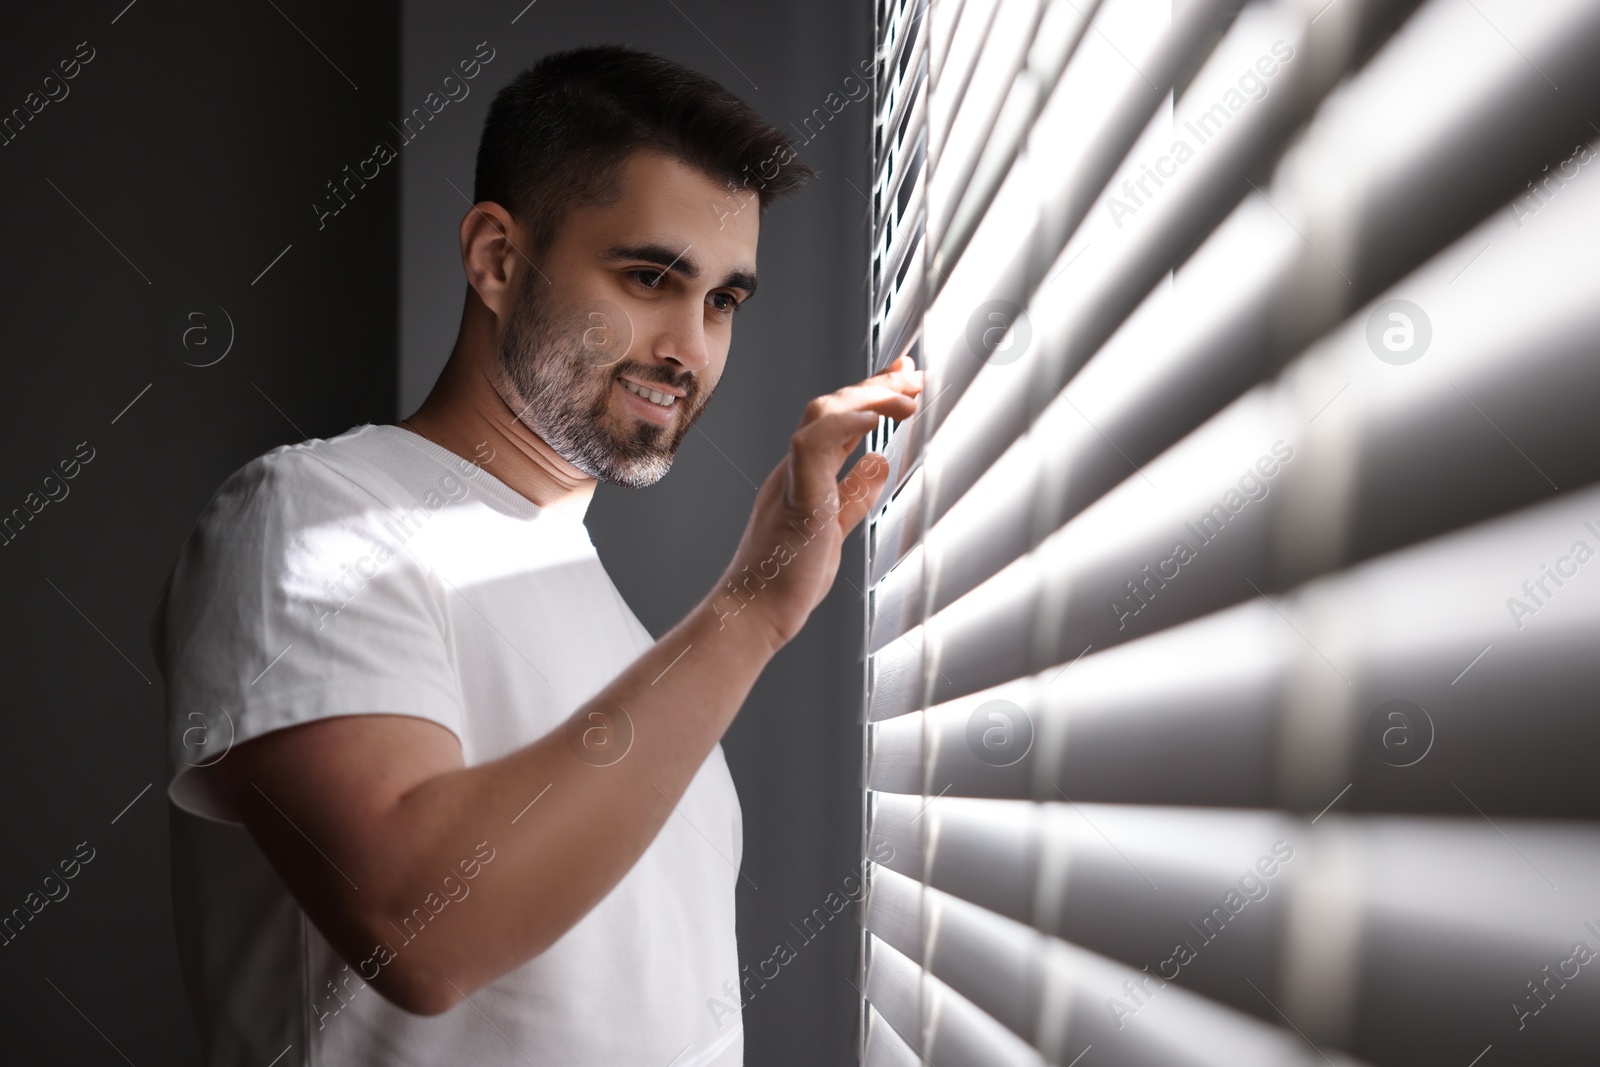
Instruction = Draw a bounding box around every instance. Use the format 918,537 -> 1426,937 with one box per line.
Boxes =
613,372 -> 686,427
616,374 -> 682,409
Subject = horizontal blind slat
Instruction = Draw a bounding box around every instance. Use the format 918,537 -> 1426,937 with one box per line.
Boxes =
927,0 -> 1002,159
927,0 -> 970,89
864,933 -> 1047,1067
931,0 -> 1103,273
875,1 -> 928,169
867,863 -> 1040,1040
926,0 -> 1047,211
863,1004 -> 924,1067
874,229 -> 928,375
873,69 -> 927,258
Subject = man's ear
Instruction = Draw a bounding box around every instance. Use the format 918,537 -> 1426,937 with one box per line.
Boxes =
459,201 -> 534,322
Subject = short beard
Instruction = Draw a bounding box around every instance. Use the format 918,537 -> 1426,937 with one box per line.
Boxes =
494,270 -> 713,488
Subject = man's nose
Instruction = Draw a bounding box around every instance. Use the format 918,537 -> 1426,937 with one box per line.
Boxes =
649,300 -> 713,376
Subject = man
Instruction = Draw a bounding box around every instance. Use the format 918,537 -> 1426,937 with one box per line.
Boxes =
150,45 -> 922,1067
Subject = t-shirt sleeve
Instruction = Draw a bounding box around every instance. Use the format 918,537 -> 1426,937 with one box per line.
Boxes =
152,446 -> 465,824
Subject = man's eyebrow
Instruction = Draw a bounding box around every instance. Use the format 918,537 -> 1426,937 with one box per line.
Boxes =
602,243 -> 758,298
723,269 -> 757,299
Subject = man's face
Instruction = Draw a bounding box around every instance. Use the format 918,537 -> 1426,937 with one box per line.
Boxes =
493,149 -> 761,487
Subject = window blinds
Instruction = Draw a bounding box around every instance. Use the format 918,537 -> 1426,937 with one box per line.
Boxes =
858,0 -> 1600,1064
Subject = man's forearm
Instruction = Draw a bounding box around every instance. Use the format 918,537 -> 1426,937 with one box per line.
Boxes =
223,360 -> 917,1017
363,586 -> 783,1012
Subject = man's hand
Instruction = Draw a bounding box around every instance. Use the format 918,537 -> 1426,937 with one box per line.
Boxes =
708,355 -> 923,648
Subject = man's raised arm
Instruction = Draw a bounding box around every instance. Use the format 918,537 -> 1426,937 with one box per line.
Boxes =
213,356 -> 923,1016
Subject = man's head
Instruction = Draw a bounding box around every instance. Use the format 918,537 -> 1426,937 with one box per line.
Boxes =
468,45 -> 814,487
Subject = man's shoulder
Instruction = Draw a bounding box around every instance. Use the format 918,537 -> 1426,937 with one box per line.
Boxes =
152,423 -> 442,664
161,424 -> 429,593
218,423 -> 397,504
194,424 -> 447,539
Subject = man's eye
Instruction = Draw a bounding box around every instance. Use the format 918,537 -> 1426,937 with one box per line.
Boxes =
710,292 -> 741,314
632,269 -> 665,289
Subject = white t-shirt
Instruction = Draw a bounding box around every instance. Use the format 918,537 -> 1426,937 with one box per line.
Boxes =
150,423 -> 744,1067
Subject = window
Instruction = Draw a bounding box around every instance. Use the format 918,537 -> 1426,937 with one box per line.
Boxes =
859,0 -> 1600,1063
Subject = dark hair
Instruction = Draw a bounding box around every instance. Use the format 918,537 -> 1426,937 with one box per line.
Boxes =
473,45 -> 815,252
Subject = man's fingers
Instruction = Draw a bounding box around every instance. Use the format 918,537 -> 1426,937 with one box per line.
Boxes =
794,357 -> 924,427
781,357 -> 922,515
790,407 -> 883,462
870,354 -> 922,388
787,409 -> 880,504
797,384 -> 919,429
788,381 -> 915,498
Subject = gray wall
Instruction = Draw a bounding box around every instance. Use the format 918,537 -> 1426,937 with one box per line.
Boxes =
398,3 -> 873,1062
0,2 -> 400,1064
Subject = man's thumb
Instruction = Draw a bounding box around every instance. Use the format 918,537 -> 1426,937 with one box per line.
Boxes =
836,452 -> 891,533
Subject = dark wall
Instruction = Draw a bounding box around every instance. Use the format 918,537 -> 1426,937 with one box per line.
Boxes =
398,3 -> 874,1063
0,1 -> 869,1063
0,2 -> 399,1063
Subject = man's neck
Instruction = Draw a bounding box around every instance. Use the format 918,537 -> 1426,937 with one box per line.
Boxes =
397,358 -> 598,523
